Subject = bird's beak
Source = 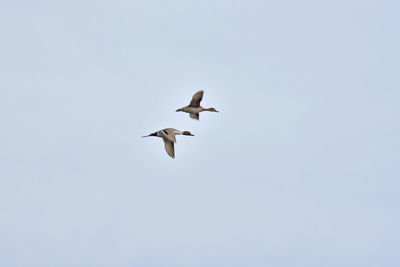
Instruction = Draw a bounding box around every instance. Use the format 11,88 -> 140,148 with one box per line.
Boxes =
176,109 -> 180,112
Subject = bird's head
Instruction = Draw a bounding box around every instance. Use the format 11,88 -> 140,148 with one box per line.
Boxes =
182,131 -> 194,136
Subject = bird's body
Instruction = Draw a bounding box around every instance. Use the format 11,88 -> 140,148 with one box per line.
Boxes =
176,90 -> 218,120
142,128 -> 194,158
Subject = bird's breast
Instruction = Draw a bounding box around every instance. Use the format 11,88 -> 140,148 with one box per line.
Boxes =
184,107 -> 202,113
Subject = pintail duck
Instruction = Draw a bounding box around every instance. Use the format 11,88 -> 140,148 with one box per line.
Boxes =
176,90 -> 219,120
142,128 -> 194,158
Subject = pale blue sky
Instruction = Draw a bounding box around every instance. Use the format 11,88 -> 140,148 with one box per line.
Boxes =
0,1 -> 399,266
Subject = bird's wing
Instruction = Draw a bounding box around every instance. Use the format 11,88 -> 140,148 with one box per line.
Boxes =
189,113 -> 200,120
189,90 -> 204,107
163,139 -> 175,158
161,128 -> 176,143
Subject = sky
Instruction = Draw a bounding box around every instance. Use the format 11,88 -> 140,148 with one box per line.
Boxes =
0,0 -> 399,266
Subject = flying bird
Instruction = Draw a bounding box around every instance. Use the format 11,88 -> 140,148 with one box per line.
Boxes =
142,128 -> 194,158
176,90 -> 218,120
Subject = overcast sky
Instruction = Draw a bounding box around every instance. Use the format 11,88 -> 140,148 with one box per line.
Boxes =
0,1 -> 399,266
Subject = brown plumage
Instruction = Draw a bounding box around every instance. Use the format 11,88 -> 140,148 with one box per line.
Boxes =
176,90 -> 218,120
142,128 -> 194,158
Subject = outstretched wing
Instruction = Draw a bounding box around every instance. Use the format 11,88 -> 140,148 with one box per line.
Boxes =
163,139 -> 175,158
189,90 -> 204,107
160,128 -> 176,143
189,113 -> 199,120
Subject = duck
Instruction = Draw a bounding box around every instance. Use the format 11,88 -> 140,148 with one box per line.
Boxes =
142,128 -> 194,158
176,90 -> 218,120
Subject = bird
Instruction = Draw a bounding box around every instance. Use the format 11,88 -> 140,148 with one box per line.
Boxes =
142,128 -> 194,158
176,90 -> 218,120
